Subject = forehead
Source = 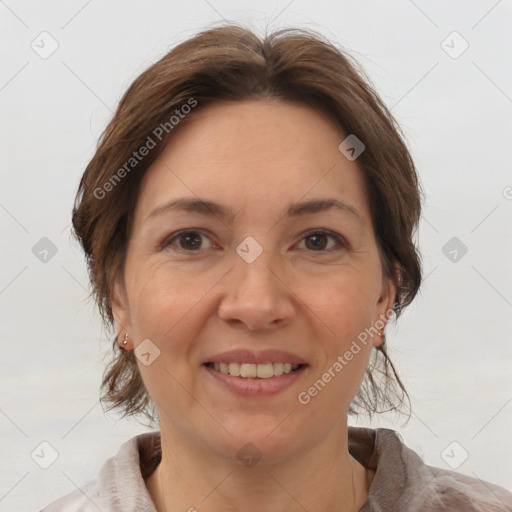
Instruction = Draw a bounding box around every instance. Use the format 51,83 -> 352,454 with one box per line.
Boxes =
158,98 -> 346,166
134,99 -> 371,227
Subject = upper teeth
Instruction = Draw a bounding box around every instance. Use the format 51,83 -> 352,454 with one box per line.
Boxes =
213,362 -> 300,379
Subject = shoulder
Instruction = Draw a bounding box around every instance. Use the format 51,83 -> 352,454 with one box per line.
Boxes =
39,432 -> 160,512
401,462 -> 512,512
39,480 -> 100,512
350,427 -> 512,512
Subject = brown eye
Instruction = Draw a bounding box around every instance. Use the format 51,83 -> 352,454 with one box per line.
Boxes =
178,232 -> 203,250
305,233 -> 329,250
299,231 -> 346,252
162,230 -> 213,252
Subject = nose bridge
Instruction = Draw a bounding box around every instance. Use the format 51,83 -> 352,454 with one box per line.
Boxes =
218,238 -> 294,329
233,238 -> 281,298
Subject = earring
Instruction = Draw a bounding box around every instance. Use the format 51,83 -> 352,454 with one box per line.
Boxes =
122,333 -> 128,347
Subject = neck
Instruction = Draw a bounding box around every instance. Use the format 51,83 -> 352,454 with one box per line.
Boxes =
146,422 -> 371,512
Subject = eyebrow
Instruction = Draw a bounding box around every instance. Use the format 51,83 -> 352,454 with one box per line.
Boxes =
147,197 -> 364,225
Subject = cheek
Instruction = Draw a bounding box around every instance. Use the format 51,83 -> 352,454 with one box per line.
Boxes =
298,268 -> 380,349
296,275 -> 377,416
127,258 -> 183,325
294,268 -> 379,409
125,260 -> 223,414
125,258 -> 228,356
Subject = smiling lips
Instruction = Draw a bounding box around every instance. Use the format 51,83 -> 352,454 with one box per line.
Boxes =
204,349 -> 308,379
207,362 -> 302,379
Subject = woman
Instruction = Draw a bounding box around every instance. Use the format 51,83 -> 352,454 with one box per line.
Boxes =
41,23 -> 512,512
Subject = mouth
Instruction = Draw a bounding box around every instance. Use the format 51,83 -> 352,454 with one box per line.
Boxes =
202,361 -> 309,396
204,361 -> 307,379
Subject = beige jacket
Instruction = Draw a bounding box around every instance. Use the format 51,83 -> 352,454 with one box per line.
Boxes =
40,427 -> 512,511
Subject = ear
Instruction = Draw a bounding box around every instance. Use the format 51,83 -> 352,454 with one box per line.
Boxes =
373,264 -> 399,347
111,276 -> 132,349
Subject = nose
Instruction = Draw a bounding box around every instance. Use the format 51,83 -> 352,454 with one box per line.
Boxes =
218,250 -> 295,331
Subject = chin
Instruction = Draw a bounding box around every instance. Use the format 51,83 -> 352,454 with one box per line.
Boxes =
207,416 -> 311,464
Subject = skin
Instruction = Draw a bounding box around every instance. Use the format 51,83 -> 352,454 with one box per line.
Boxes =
112,99 -> 396,512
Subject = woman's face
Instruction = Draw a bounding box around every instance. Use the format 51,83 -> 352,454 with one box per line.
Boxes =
113,99 -> 395,462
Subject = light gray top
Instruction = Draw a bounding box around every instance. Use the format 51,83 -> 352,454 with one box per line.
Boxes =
40,427 -> 512,511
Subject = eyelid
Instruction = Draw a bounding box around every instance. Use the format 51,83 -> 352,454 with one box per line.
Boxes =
296,229 -> 348,251
159,229 -> 216,252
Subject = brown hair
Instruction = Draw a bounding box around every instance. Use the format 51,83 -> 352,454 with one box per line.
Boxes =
72,23 -> 422,423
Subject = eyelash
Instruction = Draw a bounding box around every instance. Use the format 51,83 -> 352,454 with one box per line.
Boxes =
160,229 -> 348,254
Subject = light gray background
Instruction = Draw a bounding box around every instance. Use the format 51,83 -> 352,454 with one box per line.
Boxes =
1,1 -> 511,510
